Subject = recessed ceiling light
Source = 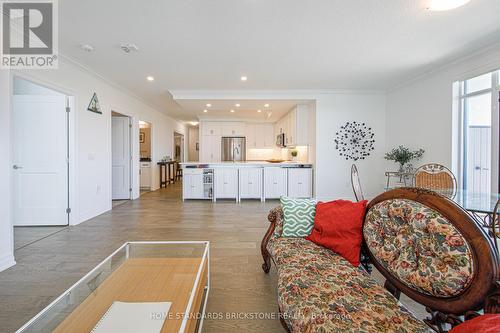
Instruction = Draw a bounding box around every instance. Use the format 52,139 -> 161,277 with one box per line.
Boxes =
146,76 -> 154,81
427,0 -> 471,11
257,109 -> 262,113
240,76 -> 247,81
189,121 -> 199,126
235,103 -> 240,107
206,103 -> 212,107
264,104 -> 270,108
203,109 -> 208,113
230,109 -> 235,113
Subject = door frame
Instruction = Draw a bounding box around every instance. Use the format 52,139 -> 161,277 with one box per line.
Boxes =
457,70 -> 499,193
10,73 -> 76,228
111,112 -> 132,201
109,107 -> 151,200
173,131 -> 185,162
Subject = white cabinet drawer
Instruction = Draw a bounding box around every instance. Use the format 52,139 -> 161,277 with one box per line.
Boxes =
184,168 -> 204,175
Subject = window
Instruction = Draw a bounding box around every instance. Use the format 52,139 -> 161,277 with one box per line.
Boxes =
459,70 -> 499,193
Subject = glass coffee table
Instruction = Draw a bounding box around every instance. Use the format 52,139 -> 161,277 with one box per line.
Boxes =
16,241 -> 210,333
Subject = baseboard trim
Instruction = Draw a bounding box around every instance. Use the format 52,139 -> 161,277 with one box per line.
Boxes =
0,253 -> 16,272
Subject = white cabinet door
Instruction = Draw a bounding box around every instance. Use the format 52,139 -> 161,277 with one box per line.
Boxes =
245,124 -> 256,148
210,135 -> 221,162
295,105 -> 309,146
201,135 -> 211,162
239,168 -> 263,199
222,122 -> 245,136
288,109 -> 297,146
140,164 -> 151,189
183,173 -> 204,199
201,135 -> 221,162
262,124 -> 274,148
202,122 -> 221,136
215,168 -> 238,199
264,167 -> 287,199
287,168 -> 312,198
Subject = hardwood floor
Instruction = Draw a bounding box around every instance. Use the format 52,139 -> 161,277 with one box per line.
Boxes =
14,226 -> 68,250
0,183 -> 284,333
1,183 -> 426,332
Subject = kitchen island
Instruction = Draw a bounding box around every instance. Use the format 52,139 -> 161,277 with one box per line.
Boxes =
180,161 -> 313,201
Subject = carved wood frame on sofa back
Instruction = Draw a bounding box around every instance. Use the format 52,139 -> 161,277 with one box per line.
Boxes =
261,187 -> 500,332
365,187 -> 499,331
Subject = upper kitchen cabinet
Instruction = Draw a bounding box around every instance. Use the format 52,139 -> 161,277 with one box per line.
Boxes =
221,122 -> 245,136
279,105 -> 310,147
260,124 -> 275,148
201,122 -> 221,136
246,123 -> 274,149
245,123 -> 256,148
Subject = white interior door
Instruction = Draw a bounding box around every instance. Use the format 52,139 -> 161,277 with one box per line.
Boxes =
13,95 -> 68,226
112,116 -> 131,200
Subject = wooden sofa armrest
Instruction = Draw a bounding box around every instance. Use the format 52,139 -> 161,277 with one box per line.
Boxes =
261,208 -> 279,273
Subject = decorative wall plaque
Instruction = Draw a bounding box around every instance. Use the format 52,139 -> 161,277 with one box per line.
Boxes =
334,121 -> 375,161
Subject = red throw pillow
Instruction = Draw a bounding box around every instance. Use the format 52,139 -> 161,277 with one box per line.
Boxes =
449,314 -> 500,333
306,199 -> 368,266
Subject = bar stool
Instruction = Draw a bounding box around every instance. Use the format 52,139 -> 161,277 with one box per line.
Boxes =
175,162 -> 183,181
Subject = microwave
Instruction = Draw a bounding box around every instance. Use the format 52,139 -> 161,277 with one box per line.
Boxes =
276,133 -> 286,147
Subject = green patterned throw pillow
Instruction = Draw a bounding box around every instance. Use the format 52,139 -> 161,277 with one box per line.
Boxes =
281,197 -> 317,237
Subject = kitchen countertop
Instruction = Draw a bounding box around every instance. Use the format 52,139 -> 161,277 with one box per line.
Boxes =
180,161 -> 312,168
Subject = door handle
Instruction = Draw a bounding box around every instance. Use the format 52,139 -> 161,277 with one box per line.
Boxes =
13,165 -> 23,170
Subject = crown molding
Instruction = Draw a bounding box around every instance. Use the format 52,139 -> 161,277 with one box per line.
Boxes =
388,40 -> 500,93
169,89 -> 386,101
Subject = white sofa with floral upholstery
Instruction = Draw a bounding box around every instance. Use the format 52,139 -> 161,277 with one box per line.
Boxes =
261,188 -> 499,333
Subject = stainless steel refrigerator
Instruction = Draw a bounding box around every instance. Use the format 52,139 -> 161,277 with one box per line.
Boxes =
221,137 -> 246,162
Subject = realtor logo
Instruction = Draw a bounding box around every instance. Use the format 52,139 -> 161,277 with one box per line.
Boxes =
1,0 -> 58,69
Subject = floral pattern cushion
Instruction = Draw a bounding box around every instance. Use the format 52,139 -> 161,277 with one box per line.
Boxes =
364,199 -> 474,298
267,237 -> 431,333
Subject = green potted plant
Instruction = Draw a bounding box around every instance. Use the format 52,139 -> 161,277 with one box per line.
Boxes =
385,146 -> 424,173
291,149 -> 298,161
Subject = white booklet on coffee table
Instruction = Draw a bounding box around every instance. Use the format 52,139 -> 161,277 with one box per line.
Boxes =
91,301 -> 172,333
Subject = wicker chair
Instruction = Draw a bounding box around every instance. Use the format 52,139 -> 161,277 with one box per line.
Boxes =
351,164 -> 364,202
414,163 -> 457,198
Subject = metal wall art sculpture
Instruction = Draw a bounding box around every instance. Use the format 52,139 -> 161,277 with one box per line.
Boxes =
334,121 -> 375,161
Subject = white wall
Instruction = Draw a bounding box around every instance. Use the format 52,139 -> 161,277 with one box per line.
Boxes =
11,57 -> 186,227
315,92 -> 387,201
386,44 -> 500,189
0,70 -> 16,272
